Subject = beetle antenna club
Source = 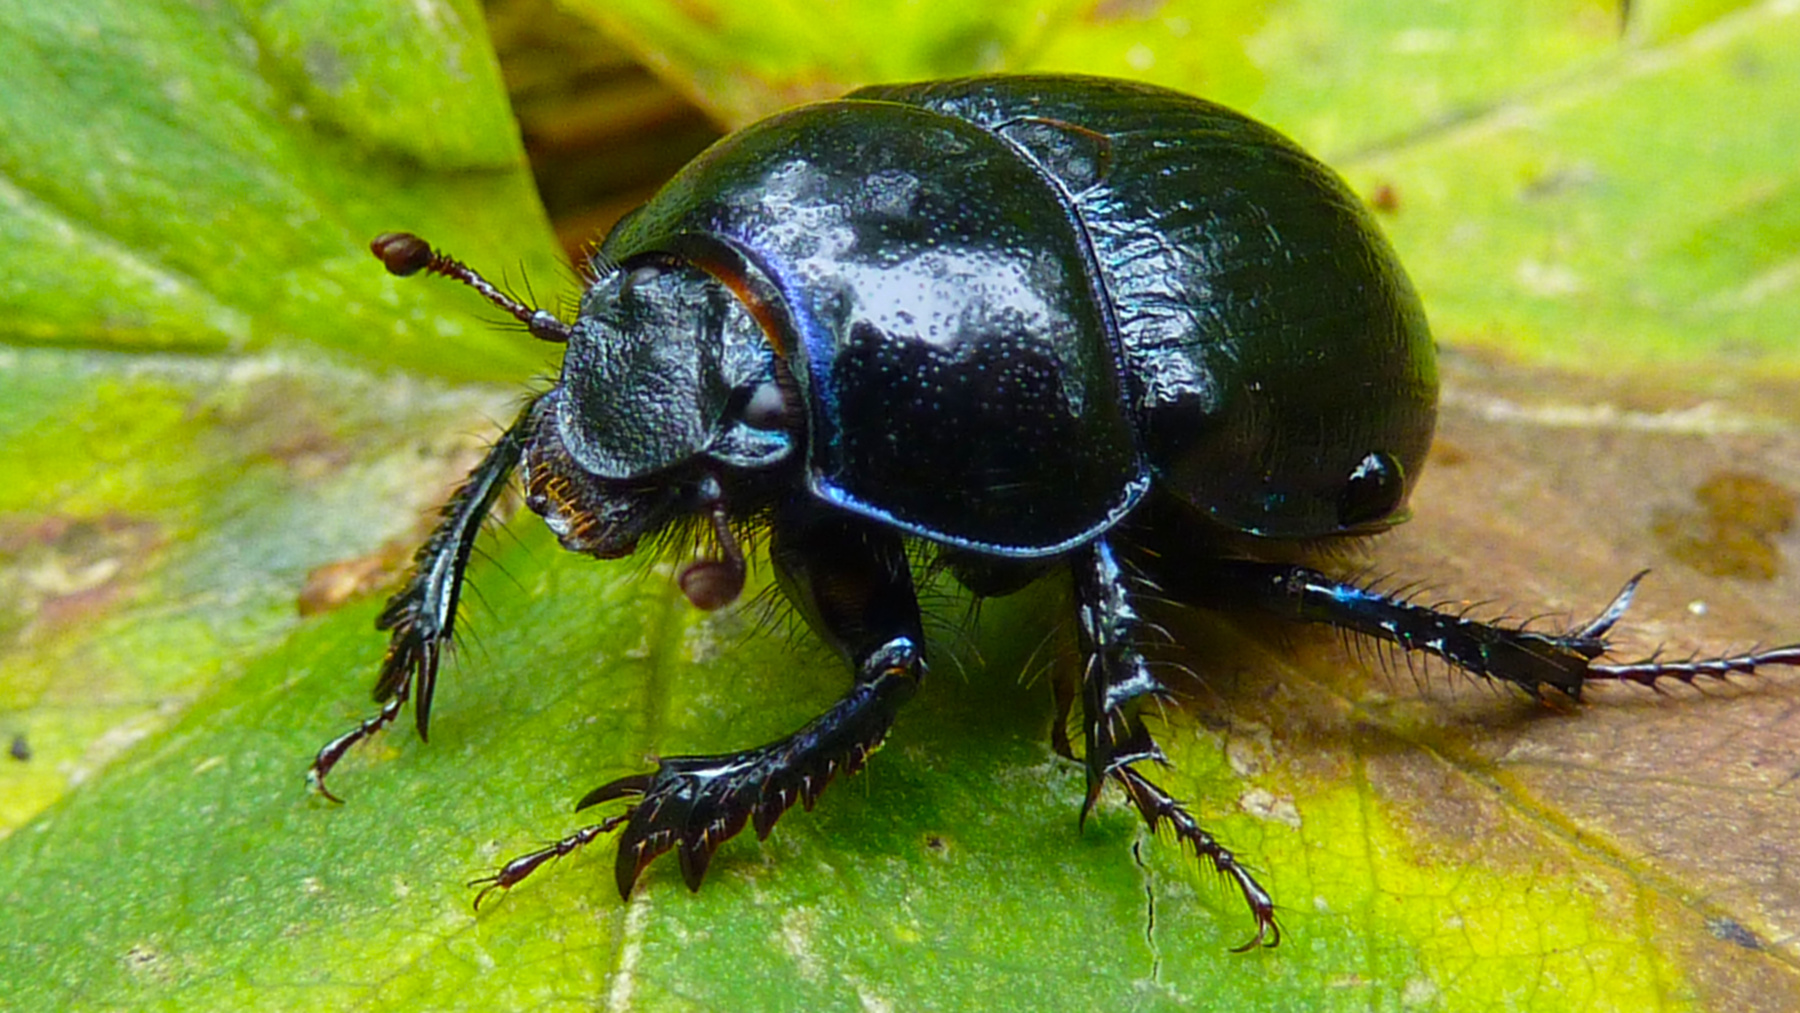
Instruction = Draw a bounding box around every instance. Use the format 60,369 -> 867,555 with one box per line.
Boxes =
312,75 -> 1800,950
370,232 -> 572,343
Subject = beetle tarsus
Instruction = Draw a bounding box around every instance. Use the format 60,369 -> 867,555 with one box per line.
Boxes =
304,583 -> 447,799
1587,646 -> 1800,687
470,813 -> 631,910
1497,573 -> 1800,692
1112,764 -> 1281,950
307,693 -> 407,802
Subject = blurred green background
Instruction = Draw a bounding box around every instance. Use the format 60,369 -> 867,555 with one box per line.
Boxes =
1,0 -> 1797,1010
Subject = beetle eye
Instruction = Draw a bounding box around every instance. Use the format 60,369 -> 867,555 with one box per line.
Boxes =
740,380 -> 790,431
622,265 -> 662,300
1338,451 -> 1406,529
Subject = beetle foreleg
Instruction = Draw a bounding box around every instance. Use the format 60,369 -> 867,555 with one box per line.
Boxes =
483,508 -> 926,902
576,653 -> 919,899
307,396 -> 540,801
1072,538 -> 1280,949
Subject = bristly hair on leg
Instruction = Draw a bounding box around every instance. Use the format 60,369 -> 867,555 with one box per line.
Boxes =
745,573 -> 808,645
925,592 -> 993,687
1332,570 -> 1515,700
1012,620 -> 1067,691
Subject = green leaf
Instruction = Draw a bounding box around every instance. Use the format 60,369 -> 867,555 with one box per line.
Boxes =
1355,6 -> 1800,372
0,0 -> 562,378
4,1 -> 1799,1011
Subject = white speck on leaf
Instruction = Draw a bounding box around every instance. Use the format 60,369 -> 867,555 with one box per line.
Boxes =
1239,787 -> 1302,828
779,905 -> 824,982
1516,258 -> 1584,297
1402,976 -> 1442,1006
606,894 -> 650,1012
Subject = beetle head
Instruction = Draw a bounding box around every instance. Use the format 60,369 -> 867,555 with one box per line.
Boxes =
368,234 -> 793,609
552,260 -> 795,483
525,259 -> 799,606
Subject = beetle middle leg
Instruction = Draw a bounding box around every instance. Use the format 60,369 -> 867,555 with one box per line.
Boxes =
1071,538 -> 1281,950
473,504 -> 925,903
308,395 -> 543,801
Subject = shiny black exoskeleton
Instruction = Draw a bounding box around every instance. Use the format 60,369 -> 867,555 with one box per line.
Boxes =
310,75 -> 1800,949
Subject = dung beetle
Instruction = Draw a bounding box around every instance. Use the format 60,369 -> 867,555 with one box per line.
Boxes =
310,74 -> 1800,949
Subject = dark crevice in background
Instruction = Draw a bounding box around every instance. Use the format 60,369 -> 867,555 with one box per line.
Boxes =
484,0 -> 723,262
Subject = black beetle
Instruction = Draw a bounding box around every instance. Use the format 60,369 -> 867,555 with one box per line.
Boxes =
311,74 -> 1800,949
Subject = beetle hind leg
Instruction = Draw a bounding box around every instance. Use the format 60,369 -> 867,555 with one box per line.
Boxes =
1141,558 -> 1800,700
1072,538 -> 1281,949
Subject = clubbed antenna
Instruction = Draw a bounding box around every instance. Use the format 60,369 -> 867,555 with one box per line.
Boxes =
370,232 -> 573,343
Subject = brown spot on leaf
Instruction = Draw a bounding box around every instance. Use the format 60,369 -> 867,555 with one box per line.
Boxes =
264,423 -> 353,480
297,543 -> 411,616
0,513 -> 161,641
1090,0 -> 1163,18
1426,437 -> 1470,468
1653,471 -> 1795,580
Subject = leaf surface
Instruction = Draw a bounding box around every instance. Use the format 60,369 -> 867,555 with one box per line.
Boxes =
2,2 -> 1798,1011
